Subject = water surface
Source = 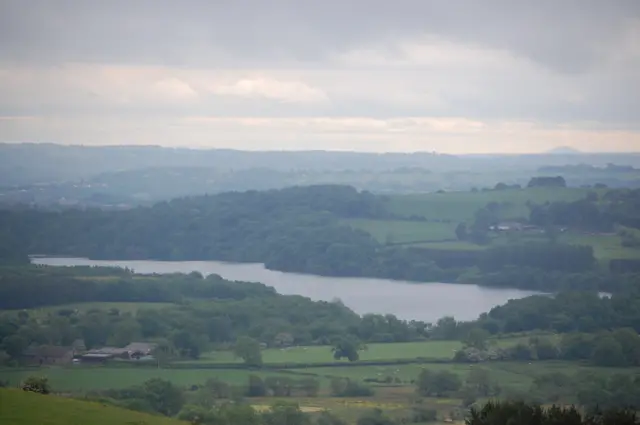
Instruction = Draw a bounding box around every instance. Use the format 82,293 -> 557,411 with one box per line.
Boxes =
32,257 -> 542,322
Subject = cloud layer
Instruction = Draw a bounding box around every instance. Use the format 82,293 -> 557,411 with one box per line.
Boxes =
0,0 -> 639,153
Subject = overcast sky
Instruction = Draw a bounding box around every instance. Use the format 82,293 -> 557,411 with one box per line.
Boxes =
0,0 -> 639,153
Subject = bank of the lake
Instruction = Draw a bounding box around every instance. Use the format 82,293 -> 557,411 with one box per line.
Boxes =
31,257 -> 542,322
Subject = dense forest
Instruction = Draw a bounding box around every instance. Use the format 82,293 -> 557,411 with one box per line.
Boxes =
476,290 -> 640,335
2,185 -> 640,292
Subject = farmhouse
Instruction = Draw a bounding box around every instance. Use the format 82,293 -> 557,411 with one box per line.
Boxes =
123,342 -> 157,356
80,342 -> 158,363
81,347 -> 129,362
490,222 -> 524,231
21,345 -> 74,366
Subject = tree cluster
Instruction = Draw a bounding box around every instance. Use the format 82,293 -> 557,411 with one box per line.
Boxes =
468,401 -> 639,425
476,290 -> 640,335
527,176 -> 567,188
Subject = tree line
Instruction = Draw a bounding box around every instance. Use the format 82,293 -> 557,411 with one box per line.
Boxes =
0,266 -> 277,310
454,331 -> 640,368
476,290 -> 640,334
528,188 -> 640,232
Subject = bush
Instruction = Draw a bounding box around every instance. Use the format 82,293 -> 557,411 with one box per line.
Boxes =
411,406 -> 437,423
330,378 -> 374,397
416,370 -> 461,397
21,376 -> 50,395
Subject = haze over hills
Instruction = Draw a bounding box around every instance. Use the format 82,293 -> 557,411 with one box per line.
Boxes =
1,143 -> 639,207
2,143 -> 640,185
546,146 -> 583,155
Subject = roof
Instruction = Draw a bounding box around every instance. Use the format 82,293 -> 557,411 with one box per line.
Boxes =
23,346 -> 73,358
86,347 -> 129,355
81,353 -> 114,359
498,221 -> 523,227
124,342 -> 158,352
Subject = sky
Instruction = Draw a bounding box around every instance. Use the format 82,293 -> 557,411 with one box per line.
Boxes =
0,0 -> 639,154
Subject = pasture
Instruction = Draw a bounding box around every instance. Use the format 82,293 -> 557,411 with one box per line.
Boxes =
191,341 -> 463,365
184,338 -> 529,366
301,361 -> 640,392
386,187 -> 601,222
343,219 -> 457,244
341,186 -> 640,263
0,367 -> 295,391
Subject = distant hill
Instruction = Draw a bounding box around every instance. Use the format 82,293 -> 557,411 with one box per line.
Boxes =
547,146 -> 582,155
0,389 -> 186,425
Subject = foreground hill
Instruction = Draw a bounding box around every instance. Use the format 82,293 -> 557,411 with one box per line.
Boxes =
0,389 -> 185,425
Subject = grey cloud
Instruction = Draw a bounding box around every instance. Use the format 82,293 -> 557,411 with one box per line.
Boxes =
0,0 -> 638,72
0,0 -> 639,136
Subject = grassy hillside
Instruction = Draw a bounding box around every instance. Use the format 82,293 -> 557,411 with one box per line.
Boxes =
387,187 -> 599,222
342,187 -> 640,263
0,389 -> 186,425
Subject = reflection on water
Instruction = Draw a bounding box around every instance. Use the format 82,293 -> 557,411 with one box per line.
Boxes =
31,257 -> 542,322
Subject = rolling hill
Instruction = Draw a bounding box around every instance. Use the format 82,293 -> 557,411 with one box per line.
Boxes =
0,389 -> 186,425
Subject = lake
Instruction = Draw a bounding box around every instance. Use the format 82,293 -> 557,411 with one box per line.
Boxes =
31,257 -> 543,322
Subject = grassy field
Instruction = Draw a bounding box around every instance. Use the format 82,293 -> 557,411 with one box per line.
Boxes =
185,339 -> 530,366
343,219 -> 458,244
386,188 -> 602,222
339,187 -> 640,262
0,389 -> 186,425
193,341 -> 464,365
302,361 -> 640,392
407,232 -> 639,261
0,367 -> 295,391
410,241 -> 487,251
486,230 -> 639,262
561,233 -> 640,261
0,338 -> 529,392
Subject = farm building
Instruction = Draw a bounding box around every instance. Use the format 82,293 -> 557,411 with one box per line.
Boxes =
80,342 -> 158,362
21,346 -> 74,366
81,347 -> 129,361
123,342 -> 157,356
490,222 -> 524,231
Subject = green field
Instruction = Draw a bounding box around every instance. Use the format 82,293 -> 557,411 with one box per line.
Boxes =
0,367 -> 299,391
339,188 -> 640,263
303,361 -> 640,392
4,358 -> 635,397
410,241 -> 487,251
387,188 -> 602,222
562,233 -> 640,261
409,232 -> 640,261
192,341 -> 463,365
343,219 -> 457,244
184,338 -> 532,366
0,389 -> 186,425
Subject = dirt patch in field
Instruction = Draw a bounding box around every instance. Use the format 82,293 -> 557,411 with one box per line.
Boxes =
252,405 -> 324,413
